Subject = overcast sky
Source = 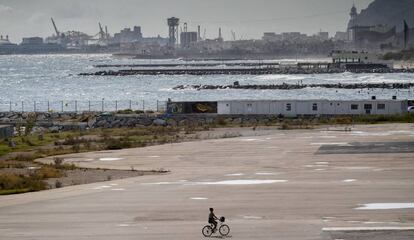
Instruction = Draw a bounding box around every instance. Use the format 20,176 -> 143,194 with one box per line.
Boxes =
0,0 -> 374,43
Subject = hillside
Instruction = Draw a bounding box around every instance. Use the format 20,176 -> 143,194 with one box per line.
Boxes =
354,0 -> 414,30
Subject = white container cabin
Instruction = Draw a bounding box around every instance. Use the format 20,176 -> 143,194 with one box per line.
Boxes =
216,99 -> 408,116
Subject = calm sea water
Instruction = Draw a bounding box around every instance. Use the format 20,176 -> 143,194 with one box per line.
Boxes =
0,54 -> 413,111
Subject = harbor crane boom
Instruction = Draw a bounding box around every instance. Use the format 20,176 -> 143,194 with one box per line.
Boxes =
51,18 -> 60,37
98,23 -> 105,40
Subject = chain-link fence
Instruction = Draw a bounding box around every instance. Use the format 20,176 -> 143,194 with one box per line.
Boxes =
0,100 -> 168,113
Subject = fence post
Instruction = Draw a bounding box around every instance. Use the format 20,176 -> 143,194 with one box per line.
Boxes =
157,100 -> 159,112
34,101 -> 36,112
22,101 -> 24,113
75,100 -> 78,113
115,100 -> 118,112
47,101 -> 50,112
9,101 -> 12,112
88,101 -> 91,112
143,100 -> 145,112
129,100 -> 132,110
102,99 -> 104,112
61,101 -> 64,112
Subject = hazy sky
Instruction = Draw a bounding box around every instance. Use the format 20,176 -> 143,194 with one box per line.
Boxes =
0,0 -> 374,43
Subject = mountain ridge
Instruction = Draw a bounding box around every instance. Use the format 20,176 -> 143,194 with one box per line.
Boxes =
354,0 -> 414,30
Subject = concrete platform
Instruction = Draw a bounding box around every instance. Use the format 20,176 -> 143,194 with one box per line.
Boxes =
0,124 -> 414,240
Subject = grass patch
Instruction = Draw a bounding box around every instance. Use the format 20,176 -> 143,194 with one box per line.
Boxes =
0,188 -> 33,195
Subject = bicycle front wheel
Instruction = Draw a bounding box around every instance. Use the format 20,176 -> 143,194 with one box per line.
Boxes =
219,224 -> 230,236
202,225 -> 213,237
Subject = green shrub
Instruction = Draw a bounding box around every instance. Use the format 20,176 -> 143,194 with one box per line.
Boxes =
36,166 -> 61,179
0,174 -> 46,192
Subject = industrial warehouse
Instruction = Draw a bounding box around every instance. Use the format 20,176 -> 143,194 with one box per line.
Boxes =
167,99 -> 411,116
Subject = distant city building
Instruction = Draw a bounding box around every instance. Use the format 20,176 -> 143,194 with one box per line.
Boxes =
347,3 -> 359,41
262,32 -> 282,42
22,37 -> 44,45
19,37 -> 63,53
282,32 -> 308,42
113,26 -> 143,44
0,35 -> 18,54
315,32 -> 329,41
334,31 -> 348,41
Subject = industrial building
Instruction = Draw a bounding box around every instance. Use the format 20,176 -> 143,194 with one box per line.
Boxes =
0,125 -> 13,140
330,50 -> 393,69
180,32 -> 198,48
0,35 -> 18,54
113,26 -> 142,44
167,99 -> 409,116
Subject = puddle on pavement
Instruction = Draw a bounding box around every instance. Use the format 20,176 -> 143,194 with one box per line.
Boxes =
193,180 -> 287,185
342,179 -> 357,183
142,179 -> 287,186
240,138 -> 264,142
356,203 -> 414,210
225,173 -> 245,176
310,142 -> 349,146
99,157 -> 124,161
255,172 -> 277,175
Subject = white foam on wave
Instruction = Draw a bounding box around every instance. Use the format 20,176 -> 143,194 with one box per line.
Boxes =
356,203 -> 414,210
190,197 -> 208,200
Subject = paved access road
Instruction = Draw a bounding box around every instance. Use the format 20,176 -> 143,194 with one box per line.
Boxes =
1,124 -> 414,240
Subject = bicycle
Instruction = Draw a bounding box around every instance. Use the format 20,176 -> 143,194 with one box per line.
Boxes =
202,216 -> 230,237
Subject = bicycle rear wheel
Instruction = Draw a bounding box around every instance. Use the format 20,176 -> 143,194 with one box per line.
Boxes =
202,225 -> 213,237
219,224 -> 230,236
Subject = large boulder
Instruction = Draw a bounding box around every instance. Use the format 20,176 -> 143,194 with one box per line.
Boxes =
153,119 -> 167,126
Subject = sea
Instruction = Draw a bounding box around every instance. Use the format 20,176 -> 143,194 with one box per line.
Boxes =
0,54 -> 413,112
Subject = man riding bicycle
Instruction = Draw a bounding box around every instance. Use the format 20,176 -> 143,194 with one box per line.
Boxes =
208,208 -> 219,232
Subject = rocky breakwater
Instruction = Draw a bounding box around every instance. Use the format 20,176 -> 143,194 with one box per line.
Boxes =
173,82 -> 414,91
79,68 -> 344,76
79,67 -> 414,76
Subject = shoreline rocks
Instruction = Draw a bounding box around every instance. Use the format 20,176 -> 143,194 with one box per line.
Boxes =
173,82 -> 414,91
79,68 -> 414,76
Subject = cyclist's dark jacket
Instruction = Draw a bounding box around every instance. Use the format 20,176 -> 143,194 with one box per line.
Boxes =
209,213 -> 217,223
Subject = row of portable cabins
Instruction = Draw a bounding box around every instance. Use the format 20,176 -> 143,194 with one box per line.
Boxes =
216,100 -> 408,116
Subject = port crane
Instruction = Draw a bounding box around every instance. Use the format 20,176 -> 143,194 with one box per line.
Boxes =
51,18 -> 60,37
